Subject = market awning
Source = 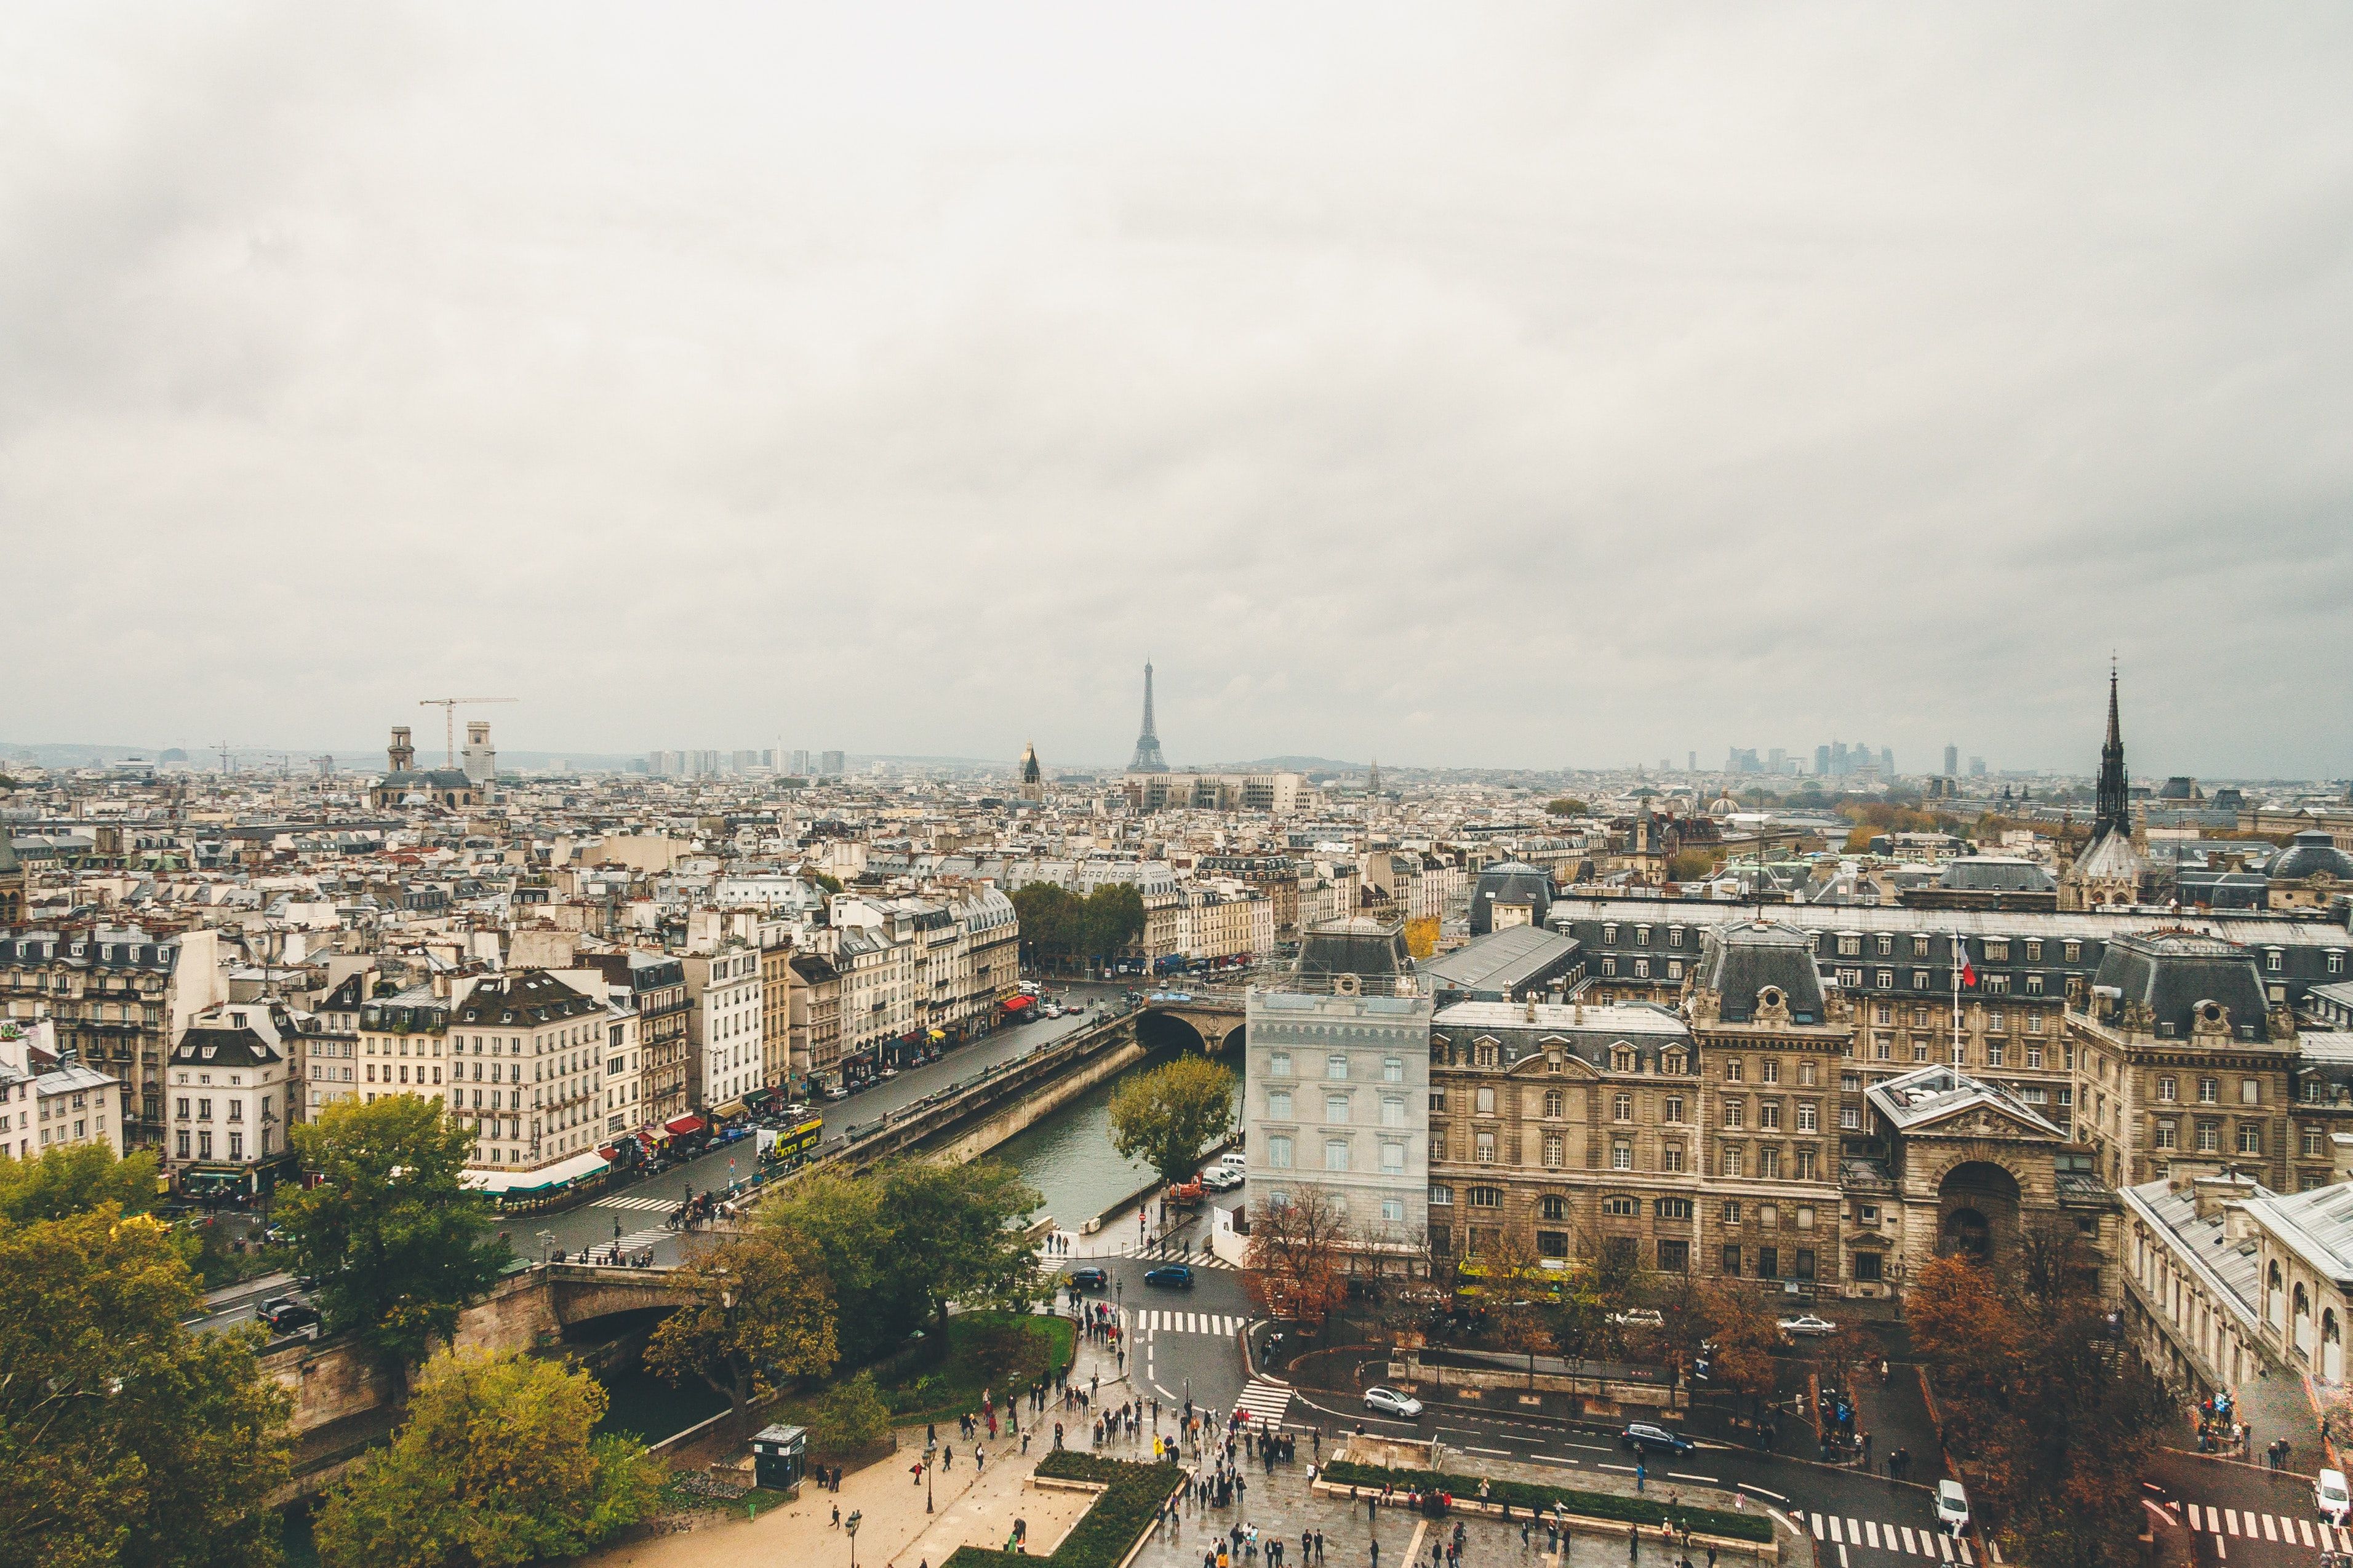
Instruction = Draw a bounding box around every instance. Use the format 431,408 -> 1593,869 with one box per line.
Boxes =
597,1145 -> 620,1163
743,1088 -> 775,1108
711,1099 -> 747,1120
463,1149 -> 613,1195
926,1030 -> 946,1042
665,1114 -> 705,1136
1002,994 -> 1036,1011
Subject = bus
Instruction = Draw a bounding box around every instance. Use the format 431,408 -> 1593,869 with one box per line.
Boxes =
759,1116 -> 824,1168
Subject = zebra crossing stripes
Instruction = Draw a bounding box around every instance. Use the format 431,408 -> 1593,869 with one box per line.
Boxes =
1134,1310 -> 1245,1336
593,1194 -> 676,1211
1234,1380 -> 1293,1426
2183,1504 -> 2347,1551
1807,1516 -> 1971,1562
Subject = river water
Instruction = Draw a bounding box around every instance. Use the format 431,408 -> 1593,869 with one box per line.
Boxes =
987,1046 -> 1237,1233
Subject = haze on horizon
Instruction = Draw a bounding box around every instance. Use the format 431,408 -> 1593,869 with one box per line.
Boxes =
4,6 -> 2349,779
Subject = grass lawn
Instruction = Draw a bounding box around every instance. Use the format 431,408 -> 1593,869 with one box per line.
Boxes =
772,1311 -> 1077,1435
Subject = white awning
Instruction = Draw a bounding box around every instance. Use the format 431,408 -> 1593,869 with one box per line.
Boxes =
463,1148 -> 613,1194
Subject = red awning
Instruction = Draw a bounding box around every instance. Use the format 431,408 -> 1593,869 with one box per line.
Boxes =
665,1115 -> 705,1136
597,1145 -> 620,1163
1002,994 -> 1036,1011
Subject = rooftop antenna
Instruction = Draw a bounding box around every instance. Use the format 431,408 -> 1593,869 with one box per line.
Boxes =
418,696 -> 517,768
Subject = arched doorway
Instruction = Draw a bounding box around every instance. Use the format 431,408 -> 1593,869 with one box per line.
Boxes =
2267,1260 -> 2285,1329
2296,1283 -> 2315,1359
1936,1161 -> 2023,1265
2325,1309 -> 2344,1384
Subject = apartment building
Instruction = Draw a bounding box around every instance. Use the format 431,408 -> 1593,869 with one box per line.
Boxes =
169,1001 -> 297,1195
444,969 -> 609,1193
682,941 -> 762,1115
0,1017 -> 124,1161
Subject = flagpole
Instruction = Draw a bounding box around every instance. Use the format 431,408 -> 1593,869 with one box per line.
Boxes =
1951,928 -> 1965,1068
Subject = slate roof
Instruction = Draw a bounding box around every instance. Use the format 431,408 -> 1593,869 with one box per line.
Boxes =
2123,1174 -> 2269,1329
171,1025 -> 282,1068
1937,857 -> 2056,894
1864,1063 -> 2064,1139
2270,831 -> 2353,883
452,969 -> 598,1027
1431,999 -> 1688,1073
1469,860 -> 1553,936
1418,925 -> 1581,1000
1695,920 -> 1825,1024
2250,1180 -> 2353,1286
1294,918 -> 1411,979
2090,930 -> 2276,1042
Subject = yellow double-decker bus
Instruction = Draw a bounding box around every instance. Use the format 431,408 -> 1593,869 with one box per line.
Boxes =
760,1116 -> 823,1167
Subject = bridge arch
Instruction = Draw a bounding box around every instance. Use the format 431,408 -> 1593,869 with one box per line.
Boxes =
1137,1008 -> 1244,1053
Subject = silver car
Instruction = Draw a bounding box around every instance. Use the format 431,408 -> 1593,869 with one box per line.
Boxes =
1363,1386 -> 1424,1419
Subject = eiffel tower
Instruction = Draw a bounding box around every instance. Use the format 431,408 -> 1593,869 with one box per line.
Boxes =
1129,663 -> 1169,773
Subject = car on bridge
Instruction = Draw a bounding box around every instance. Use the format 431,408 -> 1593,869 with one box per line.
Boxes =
1143,1264 -> 1196,1289
259,1298 -> 319,1334
1146,992 -> 1194,1003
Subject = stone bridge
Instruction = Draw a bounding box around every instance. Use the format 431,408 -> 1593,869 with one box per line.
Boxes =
1138,987 -> 1247,1052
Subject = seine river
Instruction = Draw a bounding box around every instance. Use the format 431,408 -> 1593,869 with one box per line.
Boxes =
988,1046 -> 1239,1233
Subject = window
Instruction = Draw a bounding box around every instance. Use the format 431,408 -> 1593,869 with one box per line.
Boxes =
1325,1093 -> 1352,1123
1543,1134 -> 1564,1168
1839,935 -> 1861,958
1429,1089 -> 1447,1113
2239,1125 -> 2263,1155
1759,1147 -> 1781,1179
1475,1130 -> 1496,1164
1721,1244 -> 1743,1275
1326,1054 -> 1349,1080
1602,957 -> 1617,977
1664,1094 -> 1684,1124
1634,959 -> 1650,980
1723,1099 -> 1744,1129
1794,1248 -> 1817,1279
1380,1141 -> 1405,1172
1475,1086 -> 1497,1115
1840,1104 -> 1860,1130
1428,1184 -> 1453,1206
1657,1196 -> 1693,1219
2154,1121 -> 2177,1150
1854,1251 -> 1883,1282
1382,1198 -> 1405,1224
1877,971 -> 1894,989
1613,1092 -> 1633,1122
1267,1089 -> 1292,1118
1796,1102 -> 1818,1132
1543,1089 -> 1564,1118
2242,1079 -> 2262,1105
1720,1147 -> 1743,1177
1799,1061 -> 1816,1087
1876,935 -> 1894,957
1381,1096 -> 1407,1127
1611,1141 -> 1632,1171
1269,1051 -> 1292,1077
1662,1142 -> 1685,1173
2306,1126 -> 2327,1156
1324,1139 -> 1351,1172
1758,1246 -> 1778,1278
1540,1195 -> 1568,1220
1760,1102 -> 1782,1131
1603,1195 -> 1637,1217
1721,1201 -> 1742,1223
1468,1186 -> 1503,1209
1612,1046 -> 1636,1073
2199,1077 -> 2219,1104
1658,1239 -> 1690,1272
1538,1229 -> 1569,1257
2197,1121 -> 2221,1153
1381,1056 -> 1405,1083
1724,1057 -> 1744,1083
1797,1147 -> 1818,1180
1268,1136 -> 1294,1167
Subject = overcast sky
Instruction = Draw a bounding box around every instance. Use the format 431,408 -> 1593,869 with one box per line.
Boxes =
5,6 -> 2350,778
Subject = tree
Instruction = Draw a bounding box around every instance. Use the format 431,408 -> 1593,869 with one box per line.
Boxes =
758,1168 -> 901,1364
0,1206 -> 290,1568
1012,882 -> 1082,971
0,1143 -> 161,1224
1012,882 -> 1147,972
275,1097 -> 507,1376
645,1225 -> 840,1418
1242,1187 -> 1352,1329
1108,1056 -> 1236,1187
873,1160 -> 1045,1358
1544,798 -> 1588,816
313,1348 -> 662,1568
1079,883 -> 1146,963
1667,848 -> 1716,883
1692,1281 -> 1779,1406
1470,1228 -> 1557,1386
807,1372 -> 895,1457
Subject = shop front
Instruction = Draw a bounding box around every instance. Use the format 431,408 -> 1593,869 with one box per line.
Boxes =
841,1049 -> 878,1087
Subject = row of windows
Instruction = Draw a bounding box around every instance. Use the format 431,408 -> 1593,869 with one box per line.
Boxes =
2149,1120 -> 2267,1155
1871,1003 -> 2048,1033
1263,1089 -> 1412,1124
1261,1134 -> 1410,1174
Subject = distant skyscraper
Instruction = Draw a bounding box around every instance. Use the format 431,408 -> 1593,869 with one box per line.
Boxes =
1129,663 -> 1169,773
820,750 -> 845,777
1768,747 -> 1787,774
1944,743 -> 1959,777
1815,744 -> 1831,776
790,749 -> 811,776
1831,742 -> 1848,775
1968,755 -> 1986,778
1881,747 -> 1895,777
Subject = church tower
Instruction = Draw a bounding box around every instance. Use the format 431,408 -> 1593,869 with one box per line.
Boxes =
2060,664 -> 2151,910
1019,741 -> 1044,802
387,726 -> 416,773
2093,663 -> 2129,838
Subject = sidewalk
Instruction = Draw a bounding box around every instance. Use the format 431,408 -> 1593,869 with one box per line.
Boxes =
2164,1355 -> 2327,1473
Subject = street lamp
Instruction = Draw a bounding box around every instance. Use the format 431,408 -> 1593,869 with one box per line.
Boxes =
537,1229 -> 554,1268
925,1438 -> 937,1513
845,1508 -> 861,1568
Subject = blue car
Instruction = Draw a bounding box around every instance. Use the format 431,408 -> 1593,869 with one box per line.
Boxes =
1143,1265 -> 1196,1289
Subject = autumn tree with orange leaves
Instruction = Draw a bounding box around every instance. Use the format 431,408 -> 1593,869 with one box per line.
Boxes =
1242,1187 -> 1354,1329
1908,1224 -> 2167,1568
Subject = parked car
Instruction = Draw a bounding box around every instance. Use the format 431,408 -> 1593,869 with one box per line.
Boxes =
259,1298 -> 319,1334
1619,1422 -> 1694,1458
1200,1168 -> 1244,1192
1065,1266 -> 1109,1292
1608,1308 -> 1664,1329
2318,1468 -> 2352,1527
1935,1479 -> 1971,1534
1778,1314 -> 1840,1338
1363,1387 -> 1424,1419
1216,1151 -> 1248,1171
1143,1265 -> 1196,1289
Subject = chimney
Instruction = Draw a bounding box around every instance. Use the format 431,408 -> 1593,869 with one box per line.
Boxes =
1525,993 -> 1537,1022
2191,1171 -> 2257,1223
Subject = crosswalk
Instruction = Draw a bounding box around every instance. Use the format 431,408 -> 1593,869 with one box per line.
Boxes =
1235,1380 -> 1293,1427
573,1225 -> 670,1261
593,1194 -> 676,1212
2181,1504 -> 2350,1551
1132,1310 -> 1246,1336
1805,1514 -> 1973,1562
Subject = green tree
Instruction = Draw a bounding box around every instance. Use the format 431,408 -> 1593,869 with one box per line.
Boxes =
1107,1056 -> 1235,1186
1080,883 -> 1146,964
875,1160 -> 1044,1358
810,870 -> 844,895
1011,882 -> 1082,970
645,1224 -> 840,1417
314,1348 -> 662,1568
1667,848 -> 1716,883
0,1206 -> 290,1568
1544,798 -> 1588,816
807,1372 -> 895,1457
275,1097 -> 507,1376
758,1169 -> 903,1363
0,1142 -> 161,1224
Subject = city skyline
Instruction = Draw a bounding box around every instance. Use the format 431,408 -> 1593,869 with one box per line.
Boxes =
6,10 -> 2351,774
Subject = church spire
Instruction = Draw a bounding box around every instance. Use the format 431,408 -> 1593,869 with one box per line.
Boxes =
2095,661 -> 2129,835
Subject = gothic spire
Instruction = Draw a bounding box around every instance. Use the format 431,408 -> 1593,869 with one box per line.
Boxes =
2095,661 -> 2129,835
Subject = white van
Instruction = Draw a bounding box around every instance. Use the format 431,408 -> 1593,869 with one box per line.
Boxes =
2318,1469 -> 2351,1527
1935,1480 -> 1971,1535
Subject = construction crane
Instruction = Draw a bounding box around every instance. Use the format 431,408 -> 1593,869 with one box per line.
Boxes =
418,697 -> 517,768
210,741 -> 237,774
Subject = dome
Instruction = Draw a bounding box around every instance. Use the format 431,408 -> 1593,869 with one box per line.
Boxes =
2269,830 -> 2353,883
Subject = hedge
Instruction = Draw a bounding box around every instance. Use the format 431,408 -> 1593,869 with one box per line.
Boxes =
943,1452 -> 1181,1568
1315,1459 -> 1774,1545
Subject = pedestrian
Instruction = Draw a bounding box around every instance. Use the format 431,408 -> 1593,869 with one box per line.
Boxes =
1371,1543 -> 1380,1568
1629,1526 -> 1640,1563
831,1503 -> 841,1529
1317,1530 -> 1327,1563
1635,1459 -> 1645,1494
